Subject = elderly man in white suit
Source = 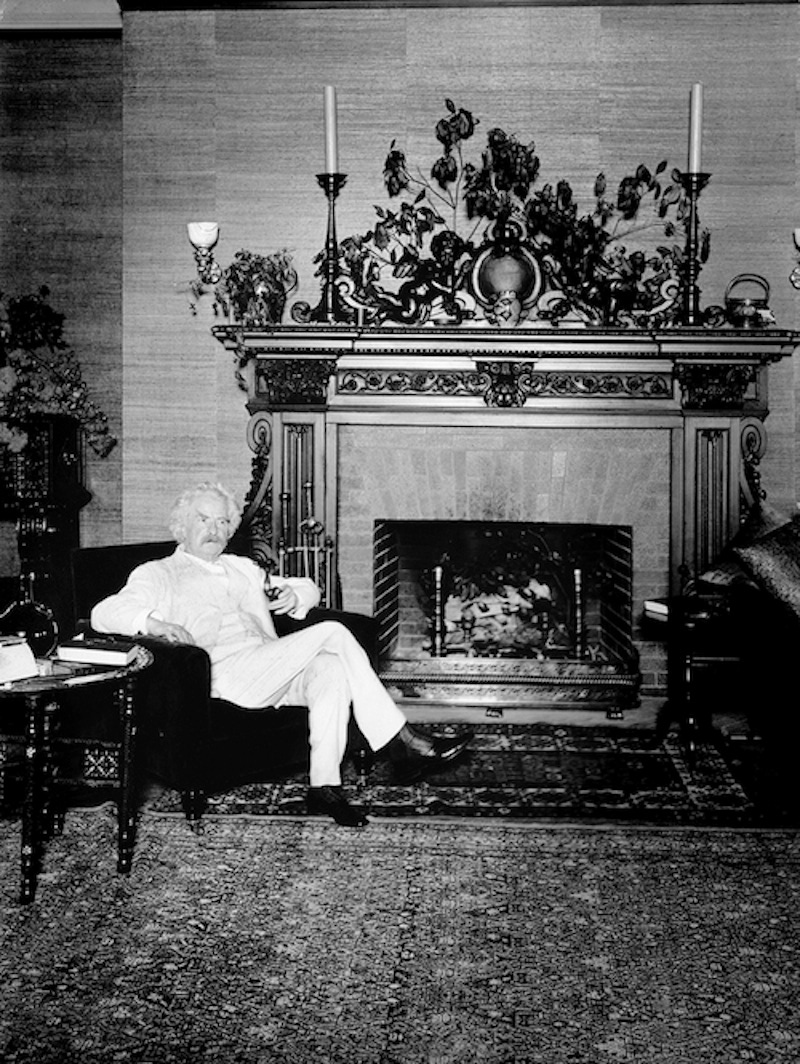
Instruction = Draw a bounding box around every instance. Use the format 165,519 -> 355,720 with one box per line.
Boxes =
91,482 -> 470,826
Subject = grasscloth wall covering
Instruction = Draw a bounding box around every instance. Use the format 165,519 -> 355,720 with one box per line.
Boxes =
0,35 -> 122,566
1,4 -> 799,566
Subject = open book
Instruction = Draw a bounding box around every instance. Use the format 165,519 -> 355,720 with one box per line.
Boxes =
643,598 -> 670,622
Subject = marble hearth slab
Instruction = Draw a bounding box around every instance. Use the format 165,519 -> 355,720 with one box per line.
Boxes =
380,657 -> 640,713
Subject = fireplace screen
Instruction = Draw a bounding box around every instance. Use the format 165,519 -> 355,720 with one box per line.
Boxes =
374,520 -> 640,711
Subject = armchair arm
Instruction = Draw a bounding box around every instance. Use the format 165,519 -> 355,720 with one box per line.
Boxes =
132,637 -> 217,789
76,623 -> 215,789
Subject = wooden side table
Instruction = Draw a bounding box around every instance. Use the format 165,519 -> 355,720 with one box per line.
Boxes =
0,647 -> 153,904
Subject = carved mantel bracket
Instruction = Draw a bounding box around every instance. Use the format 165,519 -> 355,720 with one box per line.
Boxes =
251,357 -> 337,408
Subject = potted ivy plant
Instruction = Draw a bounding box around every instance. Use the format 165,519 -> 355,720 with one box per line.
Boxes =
0,286 -> 116,461
210,248 -> 298,326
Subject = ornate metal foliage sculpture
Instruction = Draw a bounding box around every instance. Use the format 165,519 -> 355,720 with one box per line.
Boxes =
329,100 -> 709,330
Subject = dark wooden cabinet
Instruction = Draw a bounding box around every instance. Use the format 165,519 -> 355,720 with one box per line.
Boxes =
0,414 -> 91,633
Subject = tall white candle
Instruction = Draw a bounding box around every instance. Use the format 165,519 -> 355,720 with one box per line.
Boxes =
688,83 -> 703,173
324,85 -> 339,173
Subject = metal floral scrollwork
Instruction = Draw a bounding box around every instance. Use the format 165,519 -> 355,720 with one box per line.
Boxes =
336,365 -> 672,407
338,368 -> 488,399
238,411 -> 276,568
330,100 -> 699,330
740,417 -> 767,511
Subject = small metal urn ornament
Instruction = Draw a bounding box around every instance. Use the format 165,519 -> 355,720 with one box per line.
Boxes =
724,274 -> 772,328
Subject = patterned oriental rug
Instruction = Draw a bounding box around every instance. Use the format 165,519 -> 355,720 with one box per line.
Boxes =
0,812 -> 798,1064
147,723 -> 757,827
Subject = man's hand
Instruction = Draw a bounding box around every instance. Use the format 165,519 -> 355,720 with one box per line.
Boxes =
266,584 -> 299,616
146,616 -> 195,644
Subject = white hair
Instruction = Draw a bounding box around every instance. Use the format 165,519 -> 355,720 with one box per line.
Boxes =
168,482 -> 243,543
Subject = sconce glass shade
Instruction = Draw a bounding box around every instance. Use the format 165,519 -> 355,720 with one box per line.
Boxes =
793,228 -> 800,252
187,222 -> 220,250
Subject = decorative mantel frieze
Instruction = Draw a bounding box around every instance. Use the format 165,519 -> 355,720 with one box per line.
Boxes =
214,324 -> 797,414
214,324 -> 798,628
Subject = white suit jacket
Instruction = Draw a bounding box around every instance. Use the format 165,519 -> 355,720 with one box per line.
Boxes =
91,546 -> 320,652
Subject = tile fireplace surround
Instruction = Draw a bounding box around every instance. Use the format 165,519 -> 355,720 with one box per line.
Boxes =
214,325 -> 798,712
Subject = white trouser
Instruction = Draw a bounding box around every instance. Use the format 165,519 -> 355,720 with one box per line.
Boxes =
211,620 -> 407,787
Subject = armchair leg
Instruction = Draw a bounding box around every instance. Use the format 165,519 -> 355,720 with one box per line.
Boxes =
181,789 -> 208,834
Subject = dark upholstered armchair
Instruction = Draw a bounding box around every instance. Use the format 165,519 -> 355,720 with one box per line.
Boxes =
68,540 -> 378,829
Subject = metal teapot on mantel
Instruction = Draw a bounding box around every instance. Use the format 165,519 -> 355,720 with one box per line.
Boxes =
724,273 -> 774,328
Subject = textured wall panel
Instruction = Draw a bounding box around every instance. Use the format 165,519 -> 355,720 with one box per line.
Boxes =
0,34 -> 122,566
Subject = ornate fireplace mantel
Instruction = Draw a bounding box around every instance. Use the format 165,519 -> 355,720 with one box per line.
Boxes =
215,323 -> 796,410
214,322 -> 797,613
214,323 -> 798,701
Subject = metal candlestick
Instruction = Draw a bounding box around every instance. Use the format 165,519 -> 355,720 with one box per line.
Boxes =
291,172 -> 349,325
432,565 -> 446,657
280,492 -> 291,544
679,171 -> 711,326
573,568 -> 585,659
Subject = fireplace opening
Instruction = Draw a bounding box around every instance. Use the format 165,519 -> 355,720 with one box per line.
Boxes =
374,520 -> 641,711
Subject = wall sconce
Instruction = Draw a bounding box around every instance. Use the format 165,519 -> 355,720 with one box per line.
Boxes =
187,222 -> 221,284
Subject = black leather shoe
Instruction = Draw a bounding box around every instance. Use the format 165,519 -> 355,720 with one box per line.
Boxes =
387,727 -> 473,783
428,734 -> 473,763
306,786 -> 369,827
